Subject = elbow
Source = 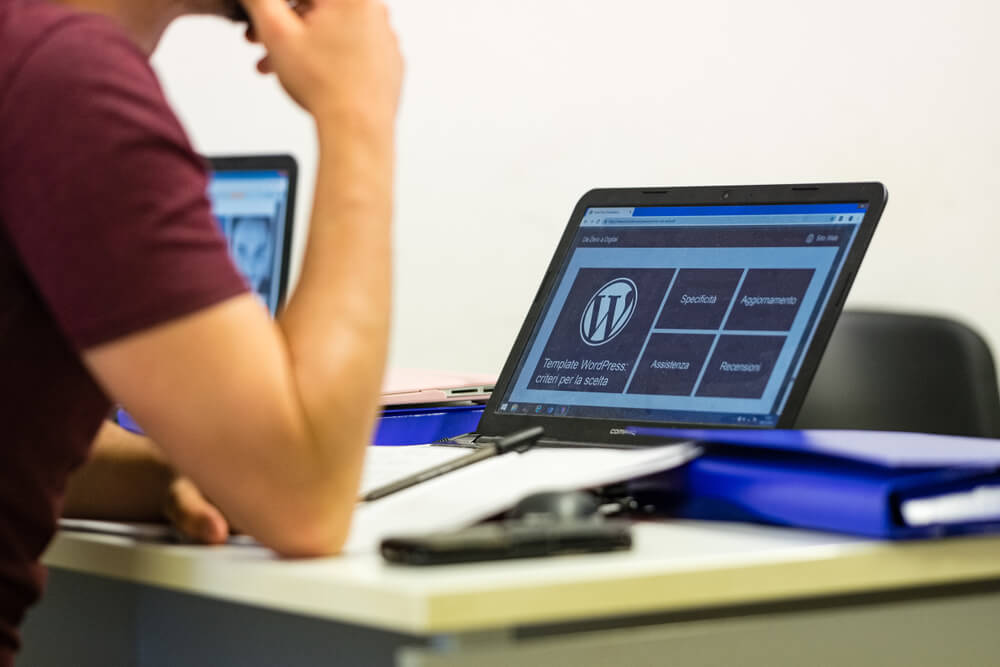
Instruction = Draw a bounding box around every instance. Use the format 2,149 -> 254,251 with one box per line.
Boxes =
271,530 -> 345,560
257,502 -> 354,559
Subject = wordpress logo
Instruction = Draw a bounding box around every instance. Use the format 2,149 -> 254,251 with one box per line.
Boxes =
580,278 -> 637,346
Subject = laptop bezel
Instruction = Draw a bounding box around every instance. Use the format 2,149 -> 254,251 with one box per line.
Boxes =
474,182 -> 887,446
207,154 -> 298,314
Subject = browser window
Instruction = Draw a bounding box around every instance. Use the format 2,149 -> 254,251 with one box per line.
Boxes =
500,203 -> 868,426
208,170 -> 291,315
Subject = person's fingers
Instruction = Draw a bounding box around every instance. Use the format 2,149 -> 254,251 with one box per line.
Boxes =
289,0 -> 313,18
163,477 -> 230,544
239,0 -> 301,45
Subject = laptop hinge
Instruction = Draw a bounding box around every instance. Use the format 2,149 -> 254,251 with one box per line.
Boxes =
437,434 -> 663,450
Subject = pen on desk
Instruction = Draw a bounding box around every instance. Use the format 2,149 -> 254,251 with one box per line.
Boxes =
362,426 -> 545,502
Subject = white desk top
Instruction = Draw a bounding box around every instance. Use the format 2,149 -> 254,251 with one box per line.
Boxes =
44,522 -> 1000,635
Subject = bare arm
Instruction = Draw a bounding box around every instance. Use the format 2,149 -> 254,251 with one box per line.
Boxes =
63,420 -> 172,521
82,0 -> 403,556
63,421 -> 230,544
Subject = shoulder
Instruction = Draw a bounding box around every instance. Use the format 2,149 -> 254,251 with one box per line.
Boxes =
0,2 -> 160,111
0,2 -> 191,168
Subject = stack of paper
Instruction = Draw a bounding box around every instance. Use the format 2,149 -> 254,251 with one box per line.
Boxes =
346,443 -> 700,553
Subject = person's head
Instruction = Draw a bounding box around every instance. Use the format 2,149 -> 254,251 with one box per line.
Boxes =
230,216 -> 274,294
55,0 -> 250,53
185,0 -> 249,22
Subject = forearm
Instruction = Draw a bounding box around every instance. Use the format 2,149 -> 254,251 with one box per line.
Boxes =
63,420 -> 173,520
280,120 -> 393,417
273,120 -> 394,541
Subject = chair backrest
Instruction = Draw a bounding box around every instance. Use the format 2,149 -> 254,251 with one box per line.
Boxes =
794,310 -> 1000,437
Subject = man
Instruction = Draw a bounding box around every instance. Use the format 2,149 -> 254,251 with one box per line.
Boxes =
0,0 -> 403,661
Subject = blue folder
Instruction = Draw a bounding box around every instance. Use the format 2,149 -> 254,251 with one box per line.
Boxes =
117,404 -> 484,447
373,405 -> 484,446
626,428 -> 1000,539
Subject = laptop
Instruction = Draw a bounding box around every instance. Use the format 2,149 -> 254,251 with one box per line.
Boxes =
207,155 -> 492,406
448,182 -> 887,448
207,154 -> 298,315
382,369 -> 496,406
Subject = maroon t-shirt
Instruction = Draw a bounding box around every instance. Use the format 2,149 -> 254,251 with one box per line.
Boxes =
0,0 -> 248,660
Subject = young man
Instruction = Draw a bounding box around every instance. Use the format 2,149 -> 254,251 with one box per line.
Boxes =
0,0 -> 403,661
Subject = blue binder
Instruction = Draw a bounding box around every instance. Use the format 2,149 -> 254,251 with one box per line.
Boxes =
626,428 -> 1000,539
117,404 -> 484,447
373,405 -> 484,446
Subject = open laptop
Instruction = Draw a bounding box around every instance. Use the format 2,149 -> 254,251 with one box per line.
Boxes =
207,154 -> 298,315
207,155 -> 492,406
448,183 -> 887,448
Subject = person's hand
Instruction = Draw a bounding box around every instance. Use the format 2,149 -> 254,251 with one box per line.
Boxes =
66,421 -> 233,544
163,476 -> 231,544
240,0 -> 403,128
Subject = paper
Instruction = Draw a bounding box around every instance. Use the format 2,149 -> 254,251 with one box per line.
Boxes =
58,518 -> 175,540
345,442 -> 700,553
901,485 -> 1000,526
57,518 -> 261,546
360,444 -> 471,496
628,427 -> 1000,469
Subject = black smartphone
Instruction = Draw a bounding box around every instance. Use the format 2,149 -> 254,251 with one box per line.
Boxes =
380,519 -> 632,566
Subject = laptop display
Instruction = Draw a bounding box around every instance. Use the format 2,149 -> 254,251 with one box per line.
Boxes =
475,183 -> 886,445
207,155 -> 297,315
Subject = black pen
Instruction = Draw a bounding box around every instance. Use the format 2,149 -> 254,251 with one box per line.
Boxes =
362,426 -> 545,502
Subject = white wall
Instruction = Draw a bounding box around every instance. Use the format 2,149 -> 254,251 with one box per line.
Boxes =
153,0 -> 1000,376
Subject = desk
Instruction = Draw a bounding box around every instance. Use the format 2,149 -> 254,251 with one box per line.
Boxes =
19,521 -> 1000,666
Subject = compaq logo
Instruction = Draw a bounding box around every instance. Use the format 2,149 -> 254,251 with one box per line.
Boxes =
580,278 -> 637,346
608,428 -> 633,436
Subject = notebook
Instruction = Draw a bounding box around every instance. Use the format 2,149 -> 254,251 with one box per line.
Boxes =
207,154 -> 298,315
381,368 -> 496,405
208,158 -> 492,406
447,183 -> 888,448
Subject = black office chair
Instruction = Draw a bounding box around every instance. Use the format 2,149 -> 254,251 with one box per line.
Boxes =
794,310 -> 1000,437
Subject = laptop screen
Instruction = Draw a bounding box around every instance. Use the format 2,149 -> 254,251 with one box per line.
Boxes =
497,202 -> 869,427
208,165 -> 294,315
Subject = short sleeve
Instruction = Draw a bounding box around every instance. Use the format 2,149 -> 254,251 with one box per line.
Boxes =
0,15 -> 248,349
